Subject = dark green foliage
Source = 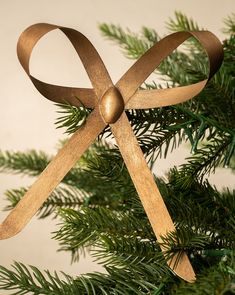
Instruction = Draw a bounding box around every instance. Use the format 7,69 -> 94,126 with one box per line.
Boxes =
55,100 -> 91,134
0,11 -> 235,294
174,255 -> 235,294
99,24 -> 159,59
166,11 -> 201,32
0,150 -> 50,176
54,206 -> 155,262
4,186 -> 88,219
223,13 -> 235,35
0,261 -> 172,294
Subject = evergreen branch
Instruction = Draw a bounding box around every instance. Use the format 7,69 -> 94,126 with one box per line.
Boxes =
99,22 -> 200,85
127,107 -> 186,161
55,100 -> 91,134
68,146 -> 138,211
223,13 -> 235,35
223,34 -> 235,75
166,11 -> 207,56
4,185 -> 89,219
0,262 -> 76,294
4,187 -> 27,210
166,11 -> 201,32
128,103 -> 234,168
174,253 -> 235,295
176,134 -> 232,187
0,148 -> 85,187
139,175 -> 235,259
0,150 -> 50,176
99,13 -> 208,85
160,228 -> 210,269
0,143 -> 133,201
0,262 -> 169,295
92,235 -> 171,279
199,85 -> 235,130
164,171 -> 235,249
84,148 -> 133,190
1,257 -> 235,295
99,24 -> 158,59
54,207 -> 154,262
1,146 -> 138,217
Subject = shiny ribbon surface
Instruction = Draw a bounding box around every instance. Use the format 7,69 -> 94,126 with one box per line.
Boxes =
0,23 -> 223,282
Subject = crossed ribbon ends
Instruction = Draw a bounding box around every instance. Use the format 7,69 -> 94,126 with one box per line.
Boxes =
0,23 -> 223,282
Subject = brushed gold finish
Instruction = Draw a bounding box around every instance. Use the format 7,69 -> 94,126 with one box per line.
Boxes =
111,112 -> 196,282
99,87 -> 124,124
0,108 -> 106,239
0,23 -> 223,282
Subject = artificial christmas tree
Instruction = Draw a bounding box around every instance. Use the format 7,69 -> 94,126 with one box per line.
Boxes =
0,12 -> 234,294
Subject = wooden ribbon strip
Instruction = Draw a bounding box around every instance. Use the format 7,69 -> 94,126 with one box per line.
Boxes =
0,23 -> 223,283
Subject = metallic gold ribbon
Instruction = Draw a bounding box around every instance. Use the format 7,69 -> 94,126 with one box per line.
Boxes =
0,23 -> 223,282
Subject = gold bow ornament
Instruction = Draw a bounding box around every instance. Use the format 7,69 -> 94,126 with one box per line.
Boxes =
0,23 -> 223,283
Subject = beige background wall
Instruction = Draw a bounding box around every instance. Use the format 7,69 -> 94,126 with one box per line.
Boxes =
0,0 -> 234,291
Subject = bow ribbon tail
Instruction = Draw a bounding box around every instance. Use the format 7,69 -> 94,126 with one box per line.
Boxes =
0,108 -> 106,240
111,112 -> 196,282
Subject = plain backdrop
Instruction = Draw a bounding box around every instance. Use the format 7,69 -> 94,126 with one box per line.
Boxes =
0,0 -> 235,291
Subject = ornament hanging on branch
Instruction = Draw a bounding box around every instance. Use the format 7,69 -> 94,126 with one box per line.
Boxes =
0,23 -> 223,282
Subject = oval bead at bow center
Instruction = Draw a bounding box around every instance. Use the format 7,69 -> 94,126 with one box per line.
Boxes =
99,87 -> 125,124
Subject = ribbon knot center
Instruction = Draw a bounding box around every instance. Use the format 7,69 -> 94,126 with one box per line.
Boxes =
99,87 -> 125,124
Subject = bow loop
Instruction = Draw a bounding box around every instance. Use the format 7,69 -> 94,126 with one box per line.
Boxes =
17,23 -> 113,108
115,31 -> 223,109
